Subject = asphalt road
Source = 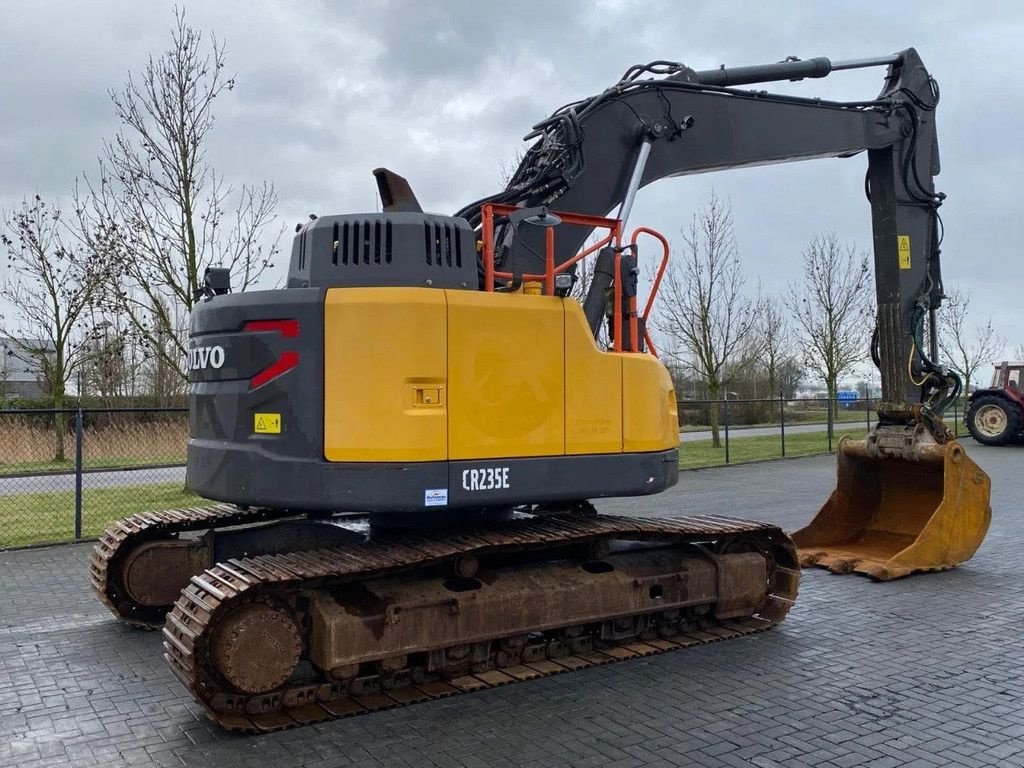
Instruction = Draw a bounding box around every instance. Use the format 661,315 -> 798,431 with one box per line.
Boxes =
0,443 -> 1019,767
0,465 -> 185,496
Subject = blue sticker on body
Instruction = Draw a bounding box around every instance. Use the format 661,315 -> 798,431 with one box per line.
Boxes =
424,488 -> 448,507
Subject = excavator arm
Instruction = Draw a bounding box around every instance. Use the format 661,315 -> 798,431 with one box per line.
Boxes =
459,48 -> 952,434
455,49 -> 990,580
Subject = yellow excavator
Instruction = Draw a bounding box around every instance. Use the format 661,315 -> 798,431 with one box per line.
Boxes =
90,48 -> 989,732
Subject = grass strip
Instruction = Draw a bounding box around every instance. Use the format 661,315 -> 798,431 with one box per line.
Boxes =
0,482 -> 198,548
680,427 -> 869,469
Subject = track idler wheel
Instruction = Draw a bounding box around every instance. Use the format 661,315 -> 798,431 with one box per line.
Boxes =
212,603 -> 303,695
123,538 -> 212,608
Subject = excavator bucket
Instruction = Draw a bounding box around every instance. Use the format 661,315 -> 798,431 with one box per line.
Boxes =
792,437 -> 991,580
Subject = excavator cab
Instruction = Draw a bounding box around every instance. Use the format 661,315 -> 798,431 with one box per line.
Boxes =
793,432 -> 991,580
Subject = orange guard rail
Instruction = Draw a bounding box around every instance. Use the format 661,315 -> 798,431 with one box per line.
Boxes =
480,204 -> 669,355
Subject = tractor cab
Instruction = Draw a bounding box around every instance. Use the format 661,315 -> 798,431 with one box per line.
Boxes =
965,361 -> 1024,446
990,362 -> 1024,394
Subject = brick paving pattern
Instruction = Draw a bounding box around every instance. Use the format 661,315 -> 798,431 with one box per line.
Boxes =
0,445 -> 1021,767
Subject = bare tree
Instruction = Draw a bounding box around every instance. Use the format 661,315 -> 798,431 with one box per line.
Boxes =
1,196 -> 105,460
498,147 -> 527,188
759,298 -> 796,398
652,192 -> 760,447
787,233 -> 872,428
78,8 -> 280,382
79,305 -> 149,402
937,287 -> 1004,391
1015,344 -> 1024,362
145,297 -> 189,404
0,347 -> 8,400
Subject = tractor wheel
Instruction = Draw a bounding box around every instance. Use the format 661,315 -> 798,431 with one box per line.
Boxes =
965,394 -> 1022,446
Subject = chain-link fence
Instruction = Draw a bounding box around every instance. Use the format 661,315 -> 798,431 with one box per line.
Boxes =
0,408 -> 191,549
0,399 -> 972,549
678,394 -> 969,470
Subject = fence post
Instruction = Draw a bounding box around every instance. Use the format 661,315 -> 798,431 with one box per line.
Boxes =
865,393 -> 871,434
724,398 -> 730,465
827,398 -> 834,453
74,407 -> 84,541
953,399 -> 958,438
779,389 -> 786,458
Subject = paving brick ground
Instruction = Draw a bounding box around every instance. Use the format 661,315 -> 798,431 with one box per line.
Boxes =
1,445 -> 1021,767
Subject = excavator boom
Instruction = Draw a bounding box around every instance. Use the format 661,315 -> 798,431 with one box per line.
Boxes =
457,48 -> 990,578
464,49 -> 948,418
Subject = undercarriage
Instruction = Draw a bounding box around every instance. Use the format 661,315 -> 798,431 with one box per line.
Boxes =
91,506 -> 798,732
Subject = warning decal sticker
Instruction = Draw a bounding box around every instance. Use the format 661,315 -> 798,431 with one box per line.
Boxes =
897,235 -> 911,270
254,413 -> 282,434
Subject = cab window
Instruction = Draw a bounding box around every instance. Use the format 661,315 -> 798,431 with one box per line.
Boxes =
1009,368 -> 1022,391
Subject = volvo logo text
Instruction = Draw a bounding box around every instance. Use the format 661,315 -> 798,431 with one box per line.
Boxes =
189,345 -> 225,371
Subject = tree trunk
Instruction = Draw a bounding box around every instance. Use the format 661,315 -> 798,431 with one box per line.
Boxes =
53,389 -> 66,463
708,381 -> 722,449
826,373 -> 838,443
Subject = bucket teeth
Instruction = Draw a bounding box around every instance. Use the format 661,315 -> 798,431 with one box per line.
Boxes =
820,557 -> 855,575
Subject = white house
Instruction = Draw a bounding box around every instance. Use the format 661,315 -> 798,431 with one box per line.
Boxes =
0,338 -> 54,398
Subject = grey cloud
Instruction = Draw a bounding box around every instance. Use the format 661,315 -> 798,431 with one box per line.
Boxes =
1,0 -> 1022,355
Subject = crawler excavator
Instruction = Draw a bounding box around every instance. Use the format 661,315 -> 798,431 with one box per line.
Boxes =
91,48 -> 990,732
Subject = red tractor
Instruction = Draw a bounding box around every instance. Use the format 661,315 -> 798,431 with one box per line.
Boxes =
965,361 -> 1024,445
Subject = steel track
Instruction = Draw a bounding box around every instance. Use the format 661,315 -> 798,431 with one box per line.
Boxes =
156,512 -> 799,733
90,504 -> 302,628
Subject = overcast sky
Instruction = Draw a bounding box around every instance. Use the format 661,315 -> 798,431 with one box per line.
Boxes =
2,0 -> 1022,376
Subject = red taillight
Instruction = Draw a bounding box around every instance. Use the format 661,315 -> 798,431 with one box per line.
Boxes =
250,351 -> 299,389
243,319 -> 299,338
244,319 -> 300,389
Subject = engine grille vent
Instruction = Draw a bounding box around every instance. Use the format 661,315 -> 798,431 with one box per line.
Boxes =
424,221 -> 462,268
287,212 -> 477,290
332,220 -> 393,267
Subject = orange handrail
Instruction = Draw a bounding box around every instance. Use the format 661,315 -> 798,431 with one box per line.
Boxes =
629,227 -> 671,357
481,204 -> 623,291
479,204 -> 668,355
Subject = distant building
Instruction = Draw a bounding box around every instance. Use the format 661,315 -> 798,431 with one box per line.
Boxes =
0,338 -> 54,398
